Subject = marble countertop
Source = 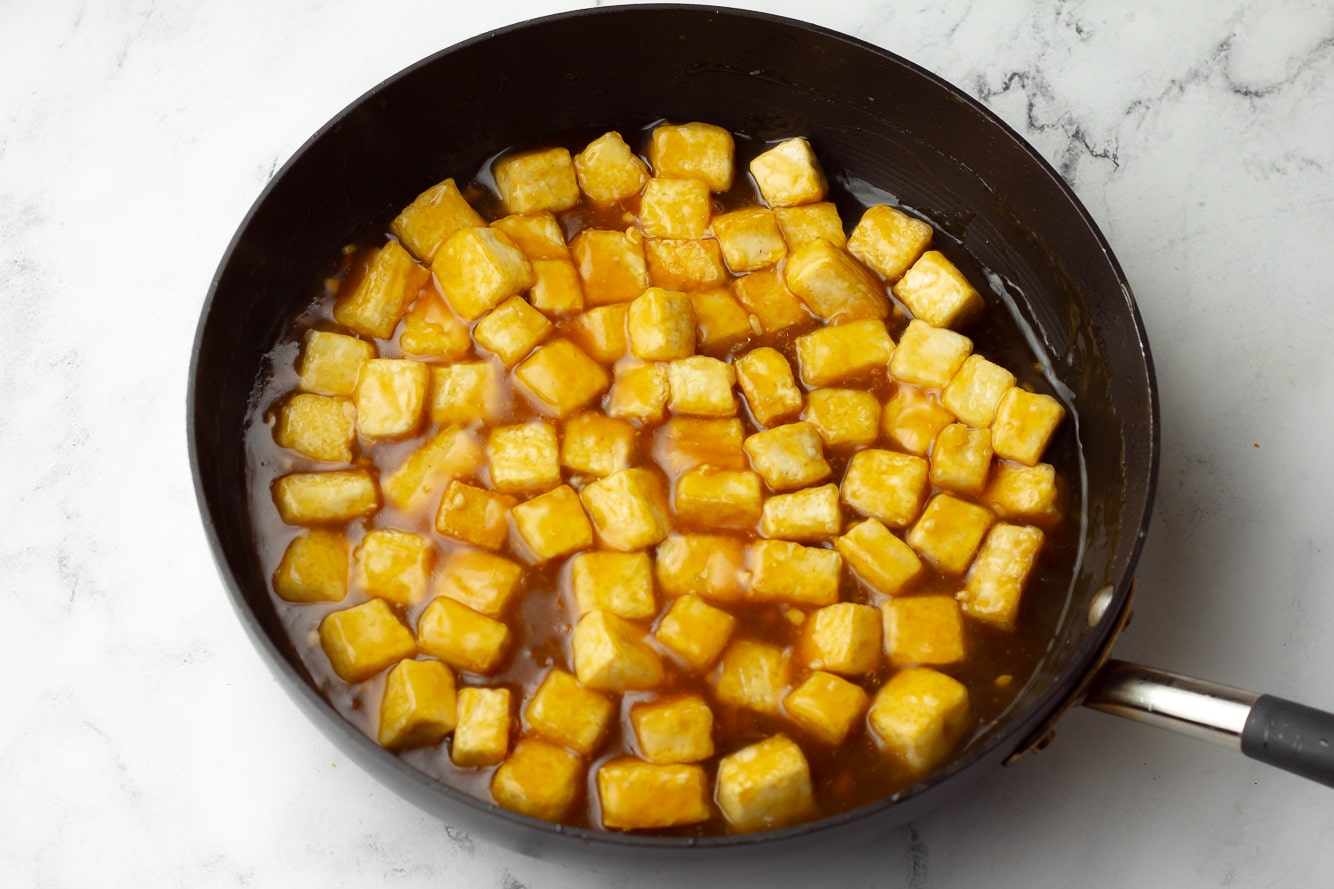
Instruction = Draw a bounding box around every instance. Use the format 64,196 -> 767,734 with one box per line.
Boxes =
3,0 -> 1332,885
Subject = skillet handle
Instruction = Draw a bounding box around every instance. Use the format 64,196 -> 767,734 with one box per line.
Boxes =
1082,659 -> 1334,789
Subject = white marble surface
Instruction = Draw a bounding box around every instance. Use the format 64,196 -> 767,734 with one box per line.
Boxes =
3,0 -> 1332,885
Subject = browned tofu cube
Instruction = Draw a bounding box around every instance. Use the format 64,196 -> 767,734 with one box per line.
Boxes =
930,424 -> 993,496
795,318 -> 895,387
354,529 -> 434,606
644,238 -> 728,291
434,480 -> 515,551
431,227 -> 534,322
760,483 -> 841,542
272,529 -> 348,603
716,735 -> 814,830
572,609 -> 665,692
847,205 -> 934,282
569,303 -> 630,363
528,258 -> 585,317
690,287 -> 754,351
731,268 -> 812,334
784,672 -> 868,746
736,347 -> 803,427
570,228 -> 648,306
991,388 -> 1065,466
513,338 -> 611,418
941,354 -> 1016,428
774,202 -> 847,250
640,177 -> 712,239
334,240 -> 428,339
382,426 -> 484,513
840,449 -> 929,529
491,737 -> 582,822
435,548 -> 525,618
749,137 -> 826,207
354,358 -> 429,439
749,539 -> 842,607
318,598 -> 416,683
526,668 -> 614,755
630,694 -> 715,763
579,468 -> 671,551
892,249 -> 984,329
712,206 -> 787,273
274,393 -> 356,463
667,355 -> 737,417
607,361 -> 670,424
570,551 -> 656,620
799,602 -> 882,675
574,131 -> 650,204
961,523 -> 1044,630
835,519 -> 924,596
983,462 -> 1062,525
597,760 -> 711,830
802,388 -> 880,449
429,361 -> 506,427
560,412 -> 636,478
867,667 -> 970,772
906,493 -> 995,574
888,319 -> 973,387
398,290 -> 471,361
297,329 -> 376,397
881,386 -> 955,457
628,287 -> 696,360
273,469 -> 379,525
494,146 -> 580,214
511,484 -> 594,562
486,421 -> 560,495
472,296 -> 553,366
648,121 -> 735,192
452,686 -> 512,767
655,594 -> 737,673
652,417 -> 746,473
674,467 -> 763,530
784,239 -> 889,322
490,211 -> 570,261
881,596 -> 967,668
390,177 -> 484,263
377,658 -> 457,750
743,422 -> 831,491
654,534 -> 748,604
713,639 -> 791,716
417,596 -> 511,675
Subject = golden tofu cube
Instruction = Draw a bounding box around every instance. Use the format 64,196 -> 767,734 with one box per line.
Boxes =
941,354 -> 1016,428
867,667 -> 970,772
667,355 -> 737,417
490,211 -> 570,261
273,469 -> 379,525
750,137 -> 826,207
881,596 -> 967,668
640,177 -> 712,239
716,735 -> 814,831
354,358 -> 429,439
417,596 -> 511,675
571,228 -> 648,306
888,319 -> 973,387
297,329 -> 376,397
961,523 -> 1044,630
655,593 -> 737,673
377,658 -> 457,750
713,639 -> 791,716
736,347 -> 803,427
398,289 -> 471,361
560,412 -> 636,478
354,529 -> 433,606
847,204 -> 934,282
273,530 -> 348,603
652,417 -> 746,473
892,249 -> 985,329
907,493 -> 995,574
991,388 -> 1066,466
528,258 -> 585,317
630,694 -> 715,763
931,424 -> 993,496
579,468 -> 671,551
452,686 -> 512,767
743,422 -> 831,492
429,361 -> 505,427
760,483 -> 841,542
574,130 -> 650,204
431,226 -> 534,322
569,303 -> 630,363
774,202 -> 847,250
749,539 -> 842,607
491,737 -> 582,823
655,534 -> 748,604
645,238 -> 728,291
798,602 -> 882,675
647,121 -> 735,192
570,551 -> 656,620
674,467 -> 763,531
690,287 -> 753,351
390,177 -> 485,263
731,268 -> 812,333
435,548 -> 525,618
472,296 -> 553,366
274,393 -> 356,463
486,421 -> 560,495
835,519 -> 924,596
318,598 -> 416,683
525,668 -> 614,754
795,317 -> 895,386
784,239 -> 889,322
784,672 -> 869,746
628,287 -> 696,361
513,338 -> 611,418
597,760 -> 711,830
512,484 -> 594,562
607,361 -> 669,424
383,426 -> 483,513
494,146 -> 580,214
572,609 -> 665,692
712,206 -> 787,273
840,449 -> 929,528
984,462 -> 1062,525
434,480 -> 516,551
881,386 -> 955,456
802,388 -> 880,449
334,240 -> 428,339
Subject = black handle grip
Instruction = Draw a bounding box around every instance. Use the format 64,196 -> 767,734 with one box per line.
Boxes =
1240,694 -> 1334,789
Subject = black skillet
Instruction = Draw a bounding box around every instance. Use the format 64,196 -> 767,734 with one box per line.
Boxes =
188,4 -> 1334,862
